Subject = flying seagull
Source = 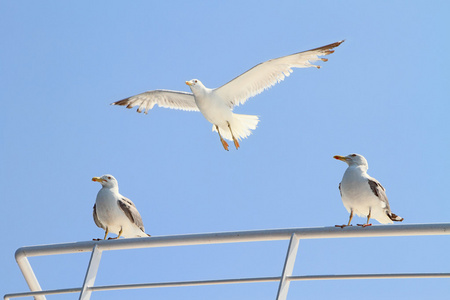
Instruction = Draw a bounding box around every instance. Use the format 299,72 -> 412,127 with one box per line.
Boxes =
112,40 -> 344,150
92,174 -> 150,239
334,154 -> 403,227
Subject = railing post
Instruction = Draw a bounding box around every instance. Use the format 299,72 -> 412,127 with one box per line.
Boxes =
14,249 -> 46,300
276,233 -> 299,300
79,244 -> 103,300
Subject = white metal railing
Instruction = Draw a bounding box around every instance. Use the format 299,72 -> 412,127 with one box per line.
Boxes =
4,223 -> 450,300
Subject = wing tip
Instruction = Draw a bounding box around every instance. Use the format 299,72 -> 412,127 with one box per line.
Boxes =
111,98 -> 131,107
315,39 -> 345,54
333,40 -> 345,47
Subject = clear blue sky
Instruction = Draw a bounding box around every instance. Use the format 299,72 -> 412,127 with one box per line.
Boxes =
1,1 -> 449,299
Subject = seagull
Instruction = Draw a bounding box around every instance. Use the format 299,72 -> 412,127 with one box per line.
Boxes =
112,40 -> 344,150
334,154 -> 403,227
92,174 -> 150,239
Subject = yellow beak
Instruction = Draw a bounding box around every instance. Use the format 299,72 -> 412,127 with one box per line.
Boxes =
92,177 -> 105,182
185,81 -> 192,86
333,155 -> 347,161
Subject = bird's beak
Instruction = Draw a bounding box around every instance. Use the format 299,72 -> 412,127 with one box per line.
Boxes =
333,155 -> 347,162
92,177 -> 105,182
185,81 -> 193,86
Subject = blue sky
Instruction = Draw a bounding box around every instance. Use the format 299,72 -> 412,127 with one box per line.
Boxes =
1,1 -> 449,299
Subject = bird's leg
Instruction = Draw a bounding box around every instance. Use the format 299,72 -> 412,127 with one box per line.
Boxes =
358,209 -> 372,227
335,210 -> 353,228
347,210 -> 354,226
93,228 -> 109,241
108,227 -> 123,240
227,121 -> 240,150
216,125 -> 229,151
103,228 -> 109,240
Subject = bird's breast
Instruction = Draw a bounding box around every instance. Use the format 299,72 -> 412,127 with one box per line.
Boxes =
340,170 -> 371,198
95,190 -> 123,223
194,92 -> 233,125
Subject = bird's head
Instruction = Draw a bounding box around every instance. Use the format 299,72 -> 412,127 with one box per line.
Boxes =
334,153 -> 369,168
92,174 -> 119,189
185,79 -> 205,90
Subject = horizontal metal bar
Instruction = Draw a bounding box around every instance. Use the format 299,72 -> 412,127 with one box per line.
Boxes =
4,287 -> 81,299
288,273 -> 450,281
5,272 -> 450,299
3,277 -> 280,299
14,223 -> 450,260
91,276 -> 281,291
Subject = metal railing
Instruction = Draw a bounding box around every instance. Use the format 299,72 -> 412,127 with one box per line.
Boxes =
4,223 -> 450,300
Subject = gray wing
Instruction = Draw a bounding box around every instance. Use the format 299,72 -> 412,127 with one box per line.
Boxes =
368,179 -> 390,209
93,204 -> 105,229
117,197 -> 145,232
368,178 -> 403,221
111,89 -> 199,114
214,40 -> 344,108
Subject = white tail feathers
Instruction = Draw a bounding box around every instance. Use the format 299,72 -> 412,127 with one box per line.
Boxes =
212,113 -> 259,141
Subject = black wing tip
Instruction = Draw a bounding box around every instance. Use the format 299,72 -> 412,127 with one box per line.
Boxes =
111,98 -> 130,106
111,98 -> 139,111
314,39 -> 345,54
332,39 -> 346,47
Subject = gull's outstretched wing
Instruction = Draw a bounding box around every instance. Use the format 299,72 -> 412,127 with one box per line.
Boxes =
111,90 -> 199,114
117,197 -> 145,232
214,40 -> 344,108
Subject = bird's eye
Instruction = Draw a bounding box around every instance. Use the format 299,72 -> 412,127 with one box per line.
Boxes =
351,154 -> 356,157
194,80 -> 197,83
107,176 -> 111,179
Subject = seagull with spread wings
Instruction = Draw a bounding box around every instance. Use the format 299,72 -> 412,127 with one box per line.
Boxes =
92,174 -> 150,240
112,40 -> 344,150
334,154 -> 403,228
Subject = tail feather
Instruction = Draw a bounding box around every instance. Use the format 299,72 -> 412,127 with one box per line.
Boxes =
213,113 -> 259,141
389,212 -> 404,222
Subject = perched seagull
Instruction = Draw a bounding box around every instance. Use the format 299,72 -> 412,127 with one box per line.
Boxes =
112,40 -> 344,151
334,154 -> 403,227
92,174 -> 150,240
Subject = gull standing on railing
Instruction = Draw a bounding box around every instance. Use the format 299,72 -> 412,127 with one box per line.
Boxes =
92,174 -> 150,240
334,154 -> 403,227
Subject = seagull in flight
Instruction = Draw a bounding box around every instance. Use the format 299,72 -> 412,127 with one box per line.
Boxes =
334,154 -> 403,227
112,40 -> 344,150
92,174 -> 150,240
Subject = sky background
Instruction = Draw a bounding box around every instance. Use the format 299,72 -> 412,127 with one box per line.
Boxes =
1,1 -> 450,299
